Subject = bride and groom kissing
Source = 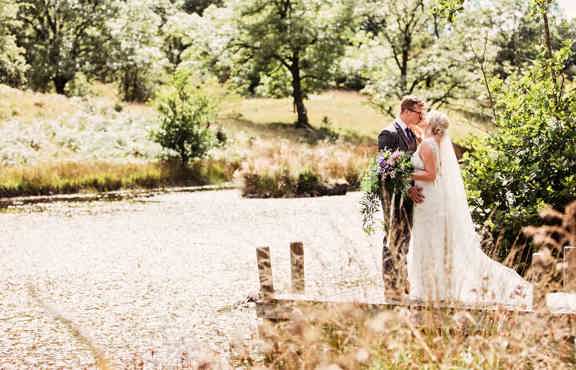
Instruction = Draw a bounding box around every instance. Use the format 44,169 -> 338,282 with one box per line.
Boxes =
378,96 -> 533,308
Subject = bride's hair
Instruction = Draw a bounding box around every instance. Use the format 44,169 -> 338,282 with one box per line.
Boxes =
426,110 -> 449,137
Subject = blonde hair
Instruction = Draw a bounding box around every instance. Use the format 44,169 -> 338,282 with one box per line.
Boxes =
426,110 -> 449,137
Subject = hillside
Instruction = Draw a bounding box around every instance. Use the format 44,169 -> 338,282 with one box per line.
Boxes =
0,85 -> 492,198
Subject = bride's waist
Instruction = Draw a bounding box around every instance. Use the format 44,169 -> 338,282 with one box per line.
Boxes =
414,180 -> 439,188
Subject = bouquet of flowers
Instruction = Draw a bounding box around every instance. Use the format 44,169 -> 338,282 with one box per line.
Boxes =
360,149 -> 414,234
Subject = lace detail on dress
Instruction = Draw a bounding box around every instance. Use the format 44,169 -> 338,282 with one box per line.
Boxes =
412,137 -> 440,176
408,137 -> 448,301
407,135 -> 533,308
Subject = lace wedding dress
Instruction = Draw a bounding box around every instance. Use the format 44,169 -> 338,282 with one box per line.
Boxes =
407,136 -> 533,308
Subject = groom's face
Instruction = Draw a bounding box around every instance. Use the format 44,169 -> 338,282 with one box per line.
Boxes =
404,104 -> 425,126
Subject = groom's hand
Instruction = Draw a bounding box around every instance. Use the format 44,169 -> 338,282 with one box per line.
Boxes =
408,186 -> 424,204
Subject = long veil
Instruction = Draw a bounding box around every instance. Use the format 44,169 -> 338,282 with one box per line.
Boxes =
439,135 -> 533,308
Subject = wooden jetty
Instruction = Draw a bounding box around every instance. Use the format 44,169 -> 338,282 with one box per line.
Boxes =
255,243 -> 576,321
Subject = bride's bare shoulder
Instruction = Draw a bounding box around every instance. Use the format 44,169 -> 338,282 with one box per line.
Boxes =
420,137 -> 439,148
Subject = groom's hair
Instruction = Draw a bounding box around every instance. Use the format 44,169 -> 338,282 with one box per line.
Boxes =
400,96 -> 425,113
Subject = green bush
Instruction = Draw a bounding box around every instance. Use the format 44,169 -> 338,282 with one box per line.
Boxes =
462,46 -> 576,258
296,169 -> 321,195
242,170 -> 296,198
242,168 -> 348,198
152,72 -> 219,165
64,72 -> 93,97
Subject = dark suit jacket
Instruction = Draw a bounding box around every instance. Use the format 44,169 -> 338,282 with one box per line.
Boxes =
378,121 -> 417,153
377,120 -> 417,229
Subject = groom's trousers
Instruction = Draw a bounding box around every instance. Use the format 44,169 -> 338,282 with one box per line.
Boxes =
380,188 -> 413,297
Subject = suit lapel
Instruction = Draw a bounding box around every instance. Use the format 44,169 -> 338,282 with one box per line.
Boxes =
394,121 -> 411,151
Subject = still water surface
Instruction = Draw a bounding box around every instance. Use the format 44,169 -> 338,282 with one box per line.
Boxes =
0,190 -> 382,368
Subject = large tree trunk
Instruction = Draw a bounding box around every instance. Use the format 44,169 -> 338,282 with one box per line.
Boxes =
400,33 -> 411,95
290,56 -> 311,129
53,75 -> 70,95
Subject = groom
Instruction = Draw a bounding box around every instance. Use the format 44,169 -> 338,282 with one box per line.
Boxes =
378,96 -> 425,299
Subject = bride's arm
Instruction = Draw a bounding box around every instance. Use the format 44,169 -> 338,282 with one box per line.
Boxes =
412,142 -> 437,182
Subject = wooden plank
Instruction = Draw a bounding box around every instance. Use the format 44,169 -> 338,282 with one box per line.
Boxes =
290,242 -> 305,293
565,247 -> 576,291
531,251 -> 546,309
256,247 -> 274,299
255,295 -> 539,321
531,252 -> 546,274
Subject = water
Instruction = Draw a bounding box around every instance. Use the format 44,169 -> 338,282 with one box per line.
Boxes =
0,190 -> 382,368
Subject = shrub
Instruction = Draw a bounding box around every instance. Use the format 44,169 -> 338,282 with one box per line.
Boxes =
242,168 -> 348,198
296,169 -> 321,195
315,116 -> 340,144
64,72 -> 93,97
462,46 -> 576,258
237,140 -> 372,198
152,72 -> 219,165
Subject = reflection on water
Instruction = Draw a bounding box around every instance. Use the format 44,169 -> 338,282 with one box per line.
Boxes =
0,190 -> 381,368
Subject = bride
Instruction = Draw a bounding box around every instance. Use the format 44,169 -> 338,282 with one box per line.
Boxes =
407,110 -> 533,308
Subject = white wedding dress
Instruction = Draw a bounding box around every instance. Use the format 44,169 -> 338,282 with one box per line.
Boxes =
407,136 -> 533,308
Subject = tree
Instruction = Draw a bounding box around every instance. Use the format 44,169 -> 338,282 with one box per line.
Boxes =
15,0 -> 116,94
463,46 -> 575,260
488,0 -> 576,80
356,0 -> 486,115
152,72 -> 219,165
160,6 -> 198,69
0,1 -> 27,86
107,0 -> 169,102
431,0 -> 464,22
228,0 -> 355,129
182,0 -> 222,15
461,0 -> 576,259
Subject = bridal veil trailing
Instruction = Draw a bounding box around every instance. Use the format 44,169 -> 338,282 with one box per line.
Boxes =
408,134 -> 533,309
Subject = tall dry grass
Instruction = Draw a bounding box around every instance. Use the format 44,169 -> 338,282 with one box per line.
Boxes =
0,160 -> 238,197
236,139 -> 374,198
229,202 -> 576,369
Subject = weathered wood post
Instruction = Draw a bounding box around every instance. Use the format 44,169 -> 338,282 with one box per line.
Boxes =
257,247 -> 274,299
290,242 -> 305,294
531,252 -> 546,309
563,246 -> 576,355
565,246 -> 576,291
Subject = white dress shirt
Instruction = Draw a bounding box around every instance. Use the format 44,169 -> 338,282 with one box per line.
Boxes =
396,117 -> 408,131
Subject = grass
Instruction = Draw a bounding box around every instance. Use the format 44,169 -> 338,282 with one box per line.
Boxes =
228,202 -> 576,369
223,90 -> 492,141
0,83 -> 154,125
235,139 -> 372,198
0,84 -> 80,123
232,302 -> 574,369
0,83 -> 492,198
0,160 -> 238,198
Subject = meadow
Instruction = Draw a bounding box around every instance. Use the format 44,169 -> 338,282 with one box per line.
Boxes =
0,84 -> 491,199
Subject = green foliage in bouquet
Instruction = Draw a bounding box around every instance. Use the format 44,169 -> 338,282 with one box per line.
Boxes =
360,150 -> 414,234
462,45 -> 576,256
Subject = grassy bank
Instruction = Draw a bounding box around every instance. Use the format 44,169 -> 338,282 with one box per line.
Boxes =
0,160 -> 238,198
0,84 -> 491,198
224,90 -> 492,139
